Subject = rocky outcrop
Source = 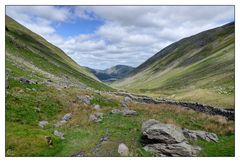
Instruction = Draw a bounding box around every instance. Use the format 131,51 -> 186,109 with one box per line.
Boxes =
141,119 -> 185,144
144,142 -> 201,157
182,128 -> 219,142
141,119 -> 219,156
112,92 -> 234,120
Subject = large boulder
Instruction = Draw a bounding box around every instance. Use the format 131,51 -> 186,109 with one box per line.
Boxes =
89,112 -> 103,122
118,143 -> 129,156
143,142 -> 201,157
141,119 -> 201,157
182,128 -> 219,142
141,119 -> 185,144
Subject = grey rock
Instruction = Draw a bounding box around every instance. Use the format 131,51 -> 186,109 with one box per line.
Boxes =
77,95 -> 92,105
120,101 -> 128,108
54,120 -> 67,128
143,142 -> 201,157
141,119 -> 185,144
124,96 -> 132,103
123,109 -> 138,116
93,105 -> 101,110
89,112 -> 103,122
62,113 -> 72,121
38,120 -> 48,128
54,130 -> 65,139
182,128 -> 219,142
111,109 -> 122,114
118,143 -> 129,156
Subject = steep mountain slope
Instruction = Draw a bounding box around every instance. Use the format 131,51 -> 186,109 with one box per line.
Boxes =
113,22 -> 235,108
6,15 -> 112,91
87,65 -> 135,82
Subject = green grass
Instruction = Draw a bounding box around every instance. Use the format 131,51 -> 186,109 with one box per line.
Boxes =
5,81 -> 235,156
193,135 -> 235,156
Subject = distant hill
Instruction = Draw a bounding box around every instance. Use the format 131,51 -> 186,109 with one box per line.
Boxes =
5,15 -> 112,91
87,65 -> 135,82
113,22 -> 235,108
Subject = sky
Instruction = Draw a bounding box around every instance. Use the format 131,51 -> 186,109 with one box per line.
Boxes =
6,6 -> 234,70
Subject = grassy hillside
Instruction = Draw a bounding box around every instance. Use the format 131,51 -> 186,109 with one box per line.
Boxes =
6,15 -> 112,91
113,22 -> 235,108
5,16 -> 234,157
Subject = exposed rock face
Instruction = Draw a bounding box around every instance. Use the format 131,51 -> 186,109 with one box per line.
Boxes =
89,112 -> 103,122
144,142 -> 201,157
142,119 -> 185,144
77,95 -> 92,105
54,130 -> 65,139
62,113 -> 72,121
182,128 -> 219,142
38,120 -> 48,128
118,143 -> 129,156
123,109 -> 138,116
141,119 -> 201,157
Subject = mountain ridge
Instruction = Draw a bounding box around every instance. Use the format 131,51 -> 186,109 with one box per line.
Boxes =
113,22 -> 235,108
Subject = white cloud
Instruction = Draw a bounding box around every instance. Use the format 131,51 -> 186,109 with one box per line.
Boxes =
6,6 -> 234,69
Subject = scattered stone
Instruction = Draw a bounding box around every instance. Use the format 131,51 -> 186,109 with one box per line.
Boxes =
89,112 -> 103,122
72,151 -> 85,157
182,128 -> 219,142
120,101 -> 128,108
143,142 -> 201,157
62,113 -> 72,121
141,119 -> 201,157
124,96 -> 132,103
38,120 -> 48,128
111,109 -> 122,114
93,105 -> 101,110
77,95 -> 92,105
118,143 -> 129,156
45,136 -> 53,147
19,77 -> 30,84
34,107 -> 41,112
54,120 -> 67,128
123,109 -> 138,116
54,130 -> 65,139
19,77 -> 36,84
